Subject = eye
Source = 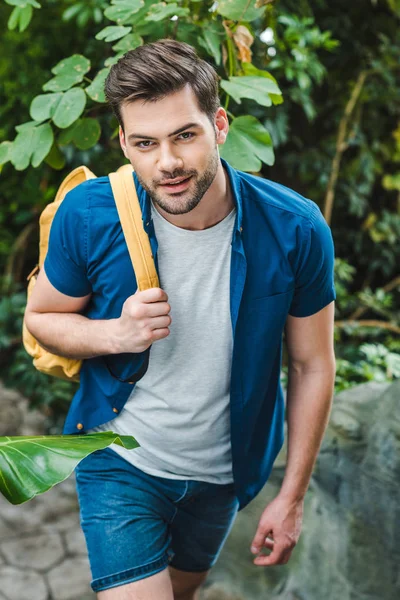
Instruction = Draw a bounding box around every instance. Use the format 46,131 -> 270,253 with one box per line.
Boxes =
178,132 -> 194,140
135,140 -> 154,149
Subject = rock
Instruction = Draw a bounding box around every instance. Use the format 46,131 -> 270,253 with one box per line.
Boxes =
64,527 -> 88,556
47,558 -> 94,600
204,381 -> 400,600
0,566 -> 48,600
4,532 -> 65,571
0,381 -> 46,436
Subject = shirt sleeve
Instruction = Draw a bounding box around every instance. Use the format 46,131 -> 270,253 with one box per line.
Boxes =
288,201 -> 336,317
44,182 -> 92,297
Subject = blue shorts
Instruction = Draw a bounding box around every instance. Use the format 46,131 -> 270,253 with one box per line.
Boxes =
75,447 -> 239,593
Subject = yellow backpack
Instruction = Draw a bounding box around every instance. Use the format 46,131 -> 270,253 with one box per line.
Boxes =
22,164 -> 159,382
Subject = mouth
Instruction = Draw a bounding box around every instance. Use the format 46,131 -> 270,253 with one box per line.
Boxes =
158,175 -> 193,193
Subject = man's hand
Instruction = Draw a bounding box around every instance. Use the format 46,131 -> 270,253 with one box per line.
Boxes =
250,494 -> 304,566
112,287 -> 172,354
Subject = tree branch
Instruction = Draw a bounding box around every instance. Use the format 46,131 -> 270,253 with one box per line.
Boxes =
335,319 -> 400,335
323,70 -> 368,225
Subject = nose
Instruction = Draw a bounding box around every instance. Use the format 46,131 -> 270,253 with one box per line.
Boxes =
157,143 -> 183,175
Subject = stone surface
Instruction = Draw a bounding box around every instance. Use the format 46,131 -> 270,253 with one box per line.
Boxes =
4,532 -> 65,571
204,380 -> 400,600
0,566 -> 48,600
47,558 -> 94,600
64,527 -> 87,556
0,381 -> 46,436
0,379 -> 399,599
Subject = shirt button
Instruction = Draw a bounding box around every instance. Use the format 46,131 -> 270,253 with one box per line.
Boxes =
112,407 -> 119,414
240,227 -> 243,232
76,423 -> 84,431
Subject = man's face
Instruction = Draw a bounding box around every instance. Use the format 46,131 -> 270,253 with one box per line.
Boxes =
119,84 -> 228,215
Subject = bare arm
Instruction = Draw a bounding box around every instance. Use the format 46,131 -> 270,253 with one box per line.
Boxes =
250,301 -> 336,566
24,267 -> 171,359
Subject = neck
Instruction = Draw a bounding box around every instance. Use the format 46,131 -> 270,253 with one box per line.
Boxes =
152,162 -> 234,231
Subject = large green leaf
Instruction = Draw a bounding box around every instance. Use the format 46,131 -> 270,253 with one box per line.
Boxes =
145,2 -> 190,22
44,142 -> 66,170
220,76 -> 281,107
112,32 -> 143,52
96,25 -> 132,42
30,93 -> 63,122
85,68 -> 110,103
52,88 -> 87,129
72,118 -> 101,150
220,115 -> 274,171
216,0 -> 264,22
43,55 -> 91,93
104,0 -> 144,24
31,123 -> 54,167
0,432 -> 139,505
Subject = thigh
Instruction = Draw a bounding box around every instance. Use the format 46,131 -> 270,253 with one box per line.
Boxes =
169,482 -> 239,572
75,448 -> 175,593
97,569 -> 173,600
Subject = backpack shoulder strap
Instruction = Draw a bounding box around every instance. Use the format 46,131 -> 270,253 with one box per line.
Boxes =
109,164 -> 159,291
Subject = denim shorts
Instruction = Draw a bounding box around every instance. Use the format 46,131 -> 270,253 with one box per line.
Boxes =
75,447 -> 239,593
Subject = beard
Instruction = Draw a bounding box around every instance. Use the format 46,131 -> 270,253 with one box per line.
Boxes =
135,147 -> 220,216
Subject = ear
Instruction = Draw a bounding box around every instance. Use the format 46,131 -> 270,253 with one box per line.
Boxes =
119,127 -> 129,158
214,107 -> 229,145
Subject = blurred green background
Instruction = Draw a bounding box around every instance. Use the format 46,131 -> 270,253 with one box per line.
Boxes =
0,0 -> 399,433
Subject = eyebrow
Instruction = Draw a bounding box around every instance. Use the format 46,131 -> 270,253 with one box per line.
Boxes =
127,122 -> 201,143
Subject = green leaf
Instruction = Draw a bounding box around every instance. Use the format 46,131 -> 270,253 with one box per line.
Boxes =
15,120 -> 41,132
145,2 -> 190,22
58,122 -> 79,145
43,55 -> 91,93
8,6 -> 21,30
0,142 -> 13,166
220,115 -> 274,171
0,432 -> 139,505
220,75 -> 281,107
44,142 -> 66,170
241,63 -> 283,105
31,123 -> 54,167
198,22 -> 224,66
112,32 -> 143,52
96,25 -> 132,42
30,93 -> 63,122
105,53 -> 124,67
104,0 -> 144,24
72,118 -> 101,150
9,127 -> 37,170
5,0 -> 40,7
52,87 -> 87,129
85,68 -> 110,103
18,4 -> 32,31
62,3 -> 83,22
216,0 -> 264,22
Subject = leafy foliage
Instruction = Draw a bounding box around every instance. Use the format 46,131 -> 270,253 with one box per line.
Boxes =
0,0 -> 399,430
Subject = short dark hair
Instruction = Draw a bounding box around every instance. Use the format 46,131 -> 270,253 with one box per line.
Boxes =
104,39 -> 220,129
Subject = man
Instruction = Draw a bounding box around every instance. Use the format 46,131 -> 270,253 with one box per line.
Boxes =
24,39 -> 336,600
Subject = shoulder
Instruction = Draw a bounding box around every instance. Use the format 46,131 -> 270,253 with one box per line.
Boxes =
62,175 -> 114,209
236,168 -> 315,222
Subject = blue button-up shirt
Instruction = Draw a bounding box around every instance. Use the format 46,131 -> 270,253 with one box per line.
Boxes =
45,158 -> 336,510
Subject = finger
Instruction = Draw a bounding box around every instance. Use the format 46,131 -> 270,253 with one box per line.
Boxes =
147,315 -> 172,330
150,327 -> 170,342
143,301 -> 171,318
251,525 -> 272,554
253,543 -> 292,567
137,287 -> 168,303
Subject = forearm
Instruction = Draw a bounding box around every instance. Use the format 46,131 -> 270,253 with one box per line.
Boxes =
279,362 -> 336,502
25,311 -> 119,359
